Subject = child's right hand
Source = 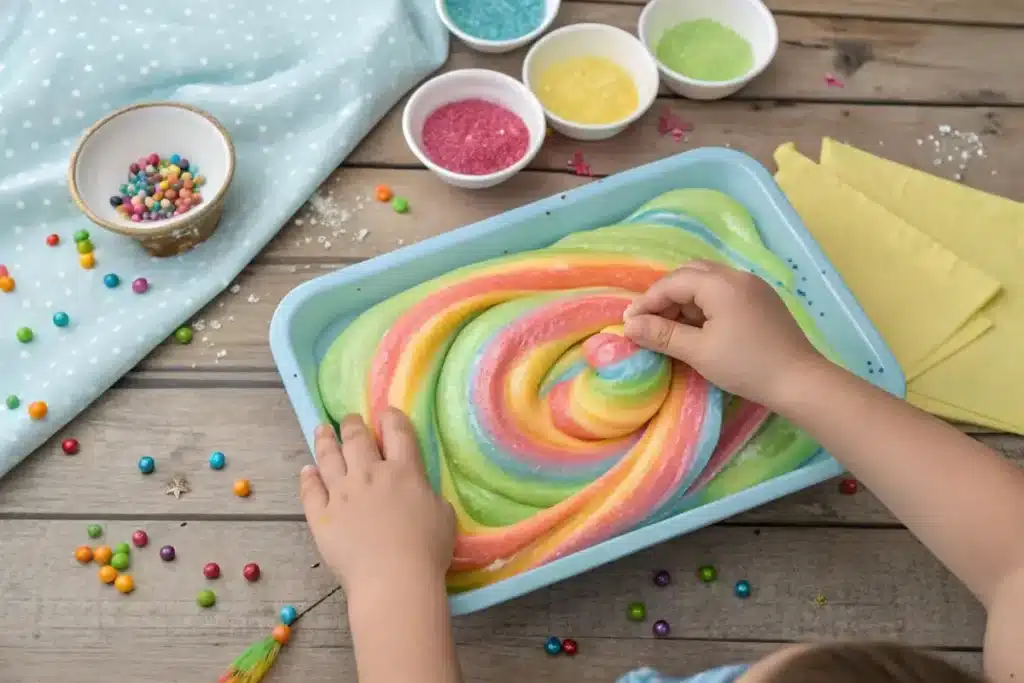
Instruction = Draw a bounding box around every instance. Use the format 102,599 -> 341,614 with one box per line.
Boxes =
623,260 -> 821,408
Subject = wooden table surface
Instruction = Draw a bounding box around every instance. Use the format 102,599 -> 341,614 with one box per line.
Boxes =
4,1 -> 1022,681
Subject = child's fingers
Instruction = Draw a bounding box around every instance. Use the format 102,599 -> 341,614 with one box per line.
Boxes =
299,464 -> 329,518
315,423 -> 347,484
624,264 -> 712,319
340,414 -> 382,477
379,407 -> 425,475
624,314 -> 701,361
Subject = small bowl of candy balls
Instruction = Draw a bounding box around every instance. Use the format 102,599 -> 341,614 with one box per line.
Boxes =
402,68 -> 547,190
68,102 -> 235,257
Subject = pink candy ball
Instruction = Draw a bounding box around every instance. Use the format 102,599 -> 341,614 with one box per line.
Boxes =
146,153 -> 160,165
131,277 -> 149,294
130,214 -> 141,222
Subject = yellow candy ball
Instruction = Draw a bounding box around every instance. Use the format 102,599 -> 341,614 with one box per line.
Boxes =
79,253 -> 96,270
181,171 -> 193,181
159,180 -> 169,191
168,164 -> 180,175
114,574 -> 134,594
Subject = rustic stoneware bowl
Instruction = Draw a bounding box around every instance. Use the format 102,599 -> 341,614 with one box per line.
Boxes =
69,102 -> 235,257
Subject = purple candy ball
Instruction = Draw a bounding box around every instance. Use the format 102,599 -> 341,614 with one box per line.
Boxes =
179,158 -> 189,170
654,570 -> 671,587
159,545 -> 176,561
129,162 -> 140,174
653,619 -> 670,637
132,277 -> 149,294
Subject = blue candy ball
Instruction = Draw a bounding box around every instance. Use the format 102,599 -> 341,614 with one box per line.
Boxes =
279,605 -> 298,626
52,311 -> 70,328
138,456 -> 156,474
103,273 -> 120,288
209,451 -> 226,470
734,580 -> 751,599
544,636 -> 561,655
170,154 -> 181,165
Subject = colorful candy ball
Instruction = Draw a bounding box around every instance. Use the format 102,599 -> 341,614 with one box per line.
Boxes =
110,552 -> 130,571
103,273 -> 121,288
653,570 -> 671,587
76,239 -> 94,255
203,562 -> 221,579
16,327 -> 33,343
242,562 -> 261,582
73,229 -> 90,243
75,546 -> 94,564
561,638 -> 578,656
87,524 -> 103,539
61,438 -> 80,455
28,401 -> 48,420
197,589 -> 217,608
138,456 -> 156,474
544,636 -> 561,655
114,154 -> 204,224
233,479 -> 251,497
131,530 -> 149,548
839,478 -> 858,495
734,580 -> 752,599
159,545 -> 176,562
98,565 -> 118,584
114,542 -> 131,555
209,451 -> 226,470
79,252 -> 96,269
698,565 -> 718,583
131,277 -> 149,294
52,311 -> 70,328
279,605 -> 298,626
93,545 -> 113,565
375,184 -> 393,202
0,275 -> 14,292
115,574 -> 135,594
174,326 -> 193,344
391,196 -> 409,214
272,624 -> 292,645
627,602 -> 646,622
5,395 -> 20,410
46,233 -> 60,246
652,620 -> 671,637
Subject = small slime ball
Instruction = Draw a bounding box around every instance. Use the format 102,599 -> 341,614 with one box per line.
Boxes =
16,327 -> 33,343
561,638 -> 578,656
52,311 -> 70,328
115,574 -> 135,594
110,553 -> 130,571
138,456 -> 156,474
131,277 -> 149,294
174,326 -> 193,344
131,530 -> 149,548
87,524 -> 103,539
197,589 -> 217,608
93,545 -> 113,565
233,479 -> 251,497
279,605 -> 298,626
391,196 -> 409,214
6,395 -> 20,410
98,565 -> 118,584
75,546 -> 94,564
272,624 -> 292,645
698,565 -> 718,583
61,438 -> 80,455
734,580 -> 751,599
242,562 -> 261,582
652,619 -> 671,638
28,401 -> 48,420
544,636 -> 562,655
209,451 -> 226,470
653,570 -> 671,587
159,545 -> 176,562
203,562 -> 221,579
103,273 -> 121,288
627,602 -> 646,622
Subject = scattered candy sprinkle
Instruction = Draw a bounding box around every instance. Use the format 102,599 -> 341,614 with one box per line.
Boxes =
734,579 -> 752,599
421,99 -> 530,176
209,451 -> 226,470
52,311 -> 70,328
652,619 -> 671,637
16,327 -> 33,343
272,624 -> 292,645
110,552 -> 130,571
112,153 -> 204,223
568,151 -> 592,177
87,524 -> 103,539
814,593 -> 829,607
174,326 -> 194,344
839,478 -> 858,495
233,478 -> 252,497
242,562 -> 261,582
132,277 -> 149,294
75,546 -> 94,563
657,108 -> 694,142
279,605 -> 298,625
61,438 -> 80,455
138,456 -> 156,474
98,565 -> 118,584
698,565 -> 718,583
443,0 -> 544,42
93,545 -> 113,565
825,73 -> 845,88
544,636 -> 562,655
28,401 -> 48,420
5,395 -> 19,410
391,196 -> 409,214
131,530 -> 148,548
159,545 -> 176,562
653,569 -> 671,587
197,589 -> 217,608
203,562 -> 222,579
627,601 -> 646,622
561,638 -> 578,656
115,574 -> 135,594
375,184 -> 393,202
103,273 -> 121,288
46,233 -> 60,246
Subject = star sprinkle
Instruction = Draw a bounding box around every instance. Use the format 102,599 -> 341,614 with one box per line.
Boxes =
657,108 -> 694,142
165,476 -> 191,500
814,593 -> 829,607
568,151 -> 592,177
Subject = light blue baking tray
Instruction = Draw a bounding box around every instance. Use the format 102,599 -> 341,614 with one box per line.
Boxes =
269,147 -> 904,616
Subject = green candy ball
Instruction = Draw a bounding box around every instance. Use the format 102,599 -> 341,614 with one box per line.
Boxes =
197,589 -> 217,608
76,239 -> 94,254
391,196 -> 409,214
5,395 -> 19,410
16,327 -> 33,343
113,542 -> 131,555
173,327 -> 193,344
87,524 -> 103,539
698,565 -> 718,583
73,229 -> 90,243
627,601 -> 646,622
110,553 -> 130,571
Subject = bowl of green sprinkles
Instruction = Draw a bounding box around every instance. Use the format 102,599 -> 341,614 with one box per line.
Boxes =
437,0 -> 561,54
638,0 -> 779,100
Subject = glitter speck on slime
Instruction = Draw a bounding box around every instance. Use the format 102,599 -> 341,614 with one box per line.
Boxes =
444,0 -> 545,42
422,99 -> 530,176
317,189 -> 833,592
535,56 -> 639,125
655,19 -> 754,82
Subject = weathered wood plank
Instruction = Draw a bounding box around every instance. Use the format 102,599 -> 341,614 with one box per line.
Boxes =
0,521 -> 985,649
598,0 -> 1024,27
443,4 -> 1024,104
3,390 -> 1019,524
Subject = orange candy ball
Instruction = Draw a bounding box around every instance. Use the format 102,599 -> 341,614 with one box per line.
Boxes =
165,189 -> 177,200
0,275 -> 15,292
114,574 -> 134,594
233,479 -> 252,497
79,252 -> 96,269
375,184 -> 393,202
271,624 -> 291,645
93,545 -> 113,565
75,546 -> 94,564
98,565 -> 118,584
27,401 -> 48,420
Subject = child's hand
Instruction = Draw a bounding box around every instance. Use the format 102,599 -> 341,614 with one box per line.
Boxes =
299,409 -> 456,597
623,260 -> 820,408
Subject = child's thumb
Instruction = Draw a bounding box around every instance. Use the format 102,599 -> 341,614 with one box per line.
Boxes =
624,314 -> 700,361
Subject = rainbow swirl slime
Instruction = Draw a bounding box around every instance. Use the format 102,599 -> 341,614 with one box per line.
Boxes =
319,190 -> 829,591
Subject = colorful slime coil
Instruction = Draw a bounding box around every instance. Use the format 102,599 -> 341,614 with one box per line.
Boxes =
319,189 -> 831,591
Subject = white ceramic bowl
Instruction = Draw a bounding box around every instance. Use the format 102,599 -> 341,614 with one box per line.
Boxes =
638,0 -> 779,100
402,69 -> 547,190
69,102 -> 235,256
436,0 -> 561,54
522,23 -> 659,142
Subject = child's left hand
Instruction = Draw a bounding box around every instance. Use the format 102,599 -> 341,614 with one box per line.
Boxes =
299,409 -> 456,598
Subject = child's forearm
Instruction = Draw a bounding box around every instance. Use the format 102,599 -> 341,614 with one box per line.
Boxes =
347,575 -> 463,683
776,357 -> 1024,607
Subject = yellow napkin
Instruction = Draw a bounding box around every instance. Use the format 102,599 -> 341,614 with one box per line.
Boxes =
773,143 -> 999,379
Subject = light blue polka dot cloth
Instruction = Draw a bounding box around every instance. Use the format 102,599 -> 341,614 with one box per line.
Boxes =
619,665 -> 750,683
0,0 -> 448,477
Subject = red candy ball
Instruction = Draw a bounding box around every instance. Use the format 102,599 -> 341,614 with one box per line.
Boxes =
242,562 -> 261,582
839,478 -> 858,495
561,638 -> 578,656
203,562 -> 221,579
132,530 -> 149,548
146,153 -> 160,166
61,438 -> 80,455
46,233 -> 60,246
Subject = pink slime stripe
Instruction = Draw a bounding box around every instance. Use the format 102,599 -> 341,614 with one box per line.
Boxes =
683,400 -> 771,495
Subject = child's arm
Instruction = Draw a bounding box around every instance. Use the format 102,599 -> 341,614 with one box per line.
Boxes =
300,412 -> 462,683
624,260 -> 1024,683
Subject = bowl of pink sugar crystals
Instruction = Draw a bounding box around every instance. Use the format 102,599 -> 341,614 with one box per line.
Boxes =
402,69 -> 547,190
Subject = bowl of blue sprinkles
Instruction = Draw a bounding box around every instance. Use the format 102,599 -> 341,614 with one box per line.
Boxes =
437,0 -> 561,54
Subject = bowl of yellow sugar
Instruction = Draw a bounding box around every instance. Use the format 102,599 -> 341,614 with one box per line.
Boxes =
639,0 -> 778,100
523,23 -> 659,141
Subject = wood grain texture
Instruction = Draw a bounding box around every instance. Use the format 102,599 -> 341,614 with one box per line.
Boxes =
598,0 -> 1024,26
0,521 -> 985,651
444,4 -> 1024,104
3,388 -> 1019,524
